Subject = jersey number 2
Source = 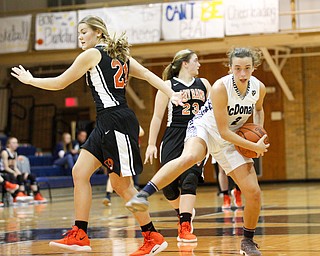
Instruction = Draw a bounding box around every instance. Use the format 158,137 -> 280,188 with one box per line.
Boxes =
111,59 -> 128,88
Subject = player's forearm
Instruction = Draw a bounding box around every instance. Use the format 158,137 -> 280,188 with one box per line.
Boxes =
253,109 -> 264,127
28,77 -> 66,91
148,117 -> 162,146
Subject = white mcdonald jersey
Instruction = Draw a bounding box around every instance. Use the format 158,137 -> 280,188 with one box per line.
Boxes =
191,74 -> 260,135
222,74 -> 260,131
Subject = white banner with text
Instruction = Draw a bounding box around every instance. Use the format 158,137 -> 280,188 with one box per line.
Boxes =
78,4 -> 161,45
35,11 -> 78,50
225,0 -> 279,36
162,1 -> 224,41
0,15 -> 32,54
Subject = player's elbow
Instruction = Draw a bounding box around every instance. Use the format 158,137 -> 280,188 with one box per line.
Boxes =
219,129 -> 230,140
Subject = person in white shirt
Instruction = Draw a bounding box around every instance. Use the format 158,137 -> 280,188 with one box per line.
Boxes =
126,47 -> 270,256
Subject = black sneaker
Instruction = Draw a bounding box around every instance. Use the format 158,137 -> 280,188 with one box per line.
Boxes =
240,238 -> 261,256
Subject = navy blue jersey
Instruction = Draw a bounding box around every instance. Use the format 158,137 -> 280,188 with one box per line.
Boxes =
86,44 -> 129,113
167,77 -> 207,128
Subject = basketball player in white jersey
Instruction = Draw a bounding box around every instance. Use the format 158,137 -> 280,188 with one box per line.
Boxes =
11,15 -> 184,256
127,47 -> 270,256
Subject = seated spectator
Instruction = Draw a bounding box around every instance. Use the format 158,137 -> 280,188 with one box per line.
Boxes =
71,130 -> 88,162
1,137 -> 47,203
53,132 -> 77,174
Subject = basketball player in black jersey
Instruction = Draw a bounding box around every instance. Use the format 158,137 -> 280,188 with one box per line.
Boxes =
144,49 -> 210,244
11,15 -> 184,256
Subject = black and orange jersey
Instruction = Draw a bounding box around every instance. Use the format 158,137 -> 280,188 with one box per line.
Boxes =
86,44 -> 129,113
166,77 -> 207,128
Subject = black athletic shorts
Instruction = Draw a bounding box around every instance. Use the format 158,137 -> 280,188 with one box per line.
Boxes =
160,127 -> 204,179
82,105 -> 143,177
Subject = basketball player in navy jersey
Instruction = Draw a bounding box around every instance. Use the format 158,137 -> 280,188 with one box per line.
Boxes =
144,49 -> 210,243
127,48 -> 270,256
12,15 -> 184,256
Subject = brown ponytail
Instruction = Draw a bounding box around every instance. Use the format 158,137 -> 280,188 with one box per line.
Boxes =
162,49 -> 195,80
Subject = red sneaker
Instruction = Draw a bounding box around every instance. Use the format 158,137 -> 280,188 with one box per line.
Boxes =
49,226 -> 91,252
177,222 -> 197,243
130,231 -> 168,256
0,202 -> 3,207
14,192 -> 34,203
177,208 -> 196,233
34,193 -> 48,203
231,188 -> 242,208
4,181 -> 19,193
222,194 -> 231,209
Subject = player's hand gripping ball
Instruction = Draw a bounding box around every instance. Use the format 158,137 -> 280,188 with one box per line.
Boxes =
235,123 -> 269,158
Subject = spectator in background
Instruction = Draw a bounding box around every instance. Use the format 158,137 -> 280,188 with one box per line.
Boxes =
0,142 -> 20,207
71,130 -> 88,162
53,132 -> 77,175
1,137 -> 47,203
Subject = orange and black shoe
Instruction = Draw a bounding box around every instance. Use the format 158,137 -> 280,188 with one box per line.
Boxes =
49,226 -> 91,252
177,222 -> 197,243
14,191 -> 34,203
34,193 -> 48,203
231,188 -> 242,208
222,194 -> 231,210
4,181 -> 19,194
130,231 -> 168,256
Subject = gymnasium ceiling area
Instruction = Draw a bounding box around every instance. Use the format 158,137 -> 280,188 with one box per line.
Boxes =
1,0 -> 320,93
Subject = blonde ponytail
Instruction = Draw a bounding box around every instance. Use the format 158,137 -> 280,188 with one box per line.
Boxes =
104,32 -> 131,63
79,15 -> 131,62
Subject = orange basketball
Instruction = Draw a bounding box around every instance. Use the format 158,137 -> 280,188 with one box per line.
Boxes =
235,123 -> 268,158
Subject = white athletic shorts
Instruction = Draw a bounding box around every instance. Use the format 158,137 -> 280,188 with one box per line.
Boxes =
185,116 -> 253,175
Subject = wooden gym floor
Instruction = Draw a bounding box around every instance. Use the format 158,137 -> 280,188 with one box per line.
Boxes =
0,182 -> 319,255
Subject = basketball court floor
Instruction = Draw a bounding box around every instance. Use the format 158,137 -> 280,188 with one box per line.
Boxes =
0,182 -> 319,255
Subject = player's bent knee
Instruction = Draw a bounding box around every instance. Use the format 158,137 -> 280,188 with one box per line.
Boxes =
244,186 -> 261,202
179,154 -> 200,169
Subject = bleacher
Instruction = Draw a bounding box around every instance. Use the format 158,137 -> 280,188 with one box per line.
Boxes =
3,142 -> 108,190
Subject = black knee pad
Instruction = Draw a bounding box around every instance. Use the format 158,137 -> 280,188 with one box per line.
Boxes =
181,172 -> 198,195
27,174 -> 37,185
17,174 -> 24,185
163,183 -> 180,201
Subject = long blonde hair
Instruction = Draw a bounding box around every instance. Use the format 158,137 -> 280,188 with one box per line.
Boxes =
162,49 -> 195,80
61,133 -> 73,152
79,15 -> 131,62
